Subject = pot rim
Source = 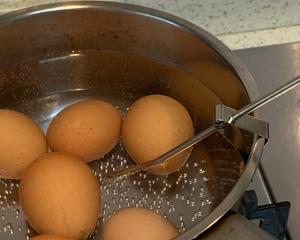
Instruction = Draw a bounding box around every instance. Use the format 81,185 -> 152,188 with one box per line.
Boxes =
0,2 -> 263,239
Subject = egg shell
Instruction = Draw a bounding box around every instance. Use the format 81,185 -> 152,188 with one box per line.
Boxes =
47,100 -> 122,162
19,152 -> 101,239
102,207 -> 179,240
0,109 -> 47,179
122,95 -> 194,175
30,235 -> 78,240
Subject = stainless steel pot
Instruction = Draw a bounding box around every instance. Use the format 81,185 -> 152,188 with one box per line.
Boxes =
0,2 -> 274,240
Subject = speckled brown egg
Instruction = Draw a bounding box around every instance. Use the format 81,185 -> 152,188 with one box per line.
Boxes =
30,235 -> 78,240
102,207 -> 179,240
122,95 -> 194,175
0,109 -> 47,179
19,152 -> 101,239
47,100 -> 122,162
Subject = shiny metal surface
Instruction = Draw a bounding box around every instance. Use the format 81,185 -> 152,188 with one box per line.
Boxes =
0,2 -> 263,239
236,42 -> 300,240
247,168 -> 273,205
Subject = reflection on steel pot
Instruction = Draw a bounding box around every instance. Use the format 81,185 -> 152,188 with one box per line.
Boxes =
0,1 -> 274,240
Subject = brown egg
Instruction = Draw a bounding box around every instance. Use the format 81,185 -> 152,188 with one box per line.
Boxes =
122,95 -> 194,175
102,208 -> 179,240
30,235 -> 78,240
19,152 -> 101,239
0,109 -> 47,179
47,100 -> 122,162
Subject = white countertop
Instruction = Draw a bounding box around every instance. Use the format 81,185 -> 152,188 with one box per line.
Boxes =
1,0 -> 300,49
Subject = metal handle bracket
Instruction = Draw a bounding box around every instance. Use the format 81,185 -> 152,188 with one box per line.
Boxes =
215,104 -> 269,144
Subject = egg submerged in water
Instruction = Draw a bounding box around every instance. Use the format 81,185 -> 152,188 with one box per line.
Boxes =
122,95 -> 194,175
102,207 -> 179,240
19,152 -> 101,239
47,100 -> 122,162
0,109 -> 47,179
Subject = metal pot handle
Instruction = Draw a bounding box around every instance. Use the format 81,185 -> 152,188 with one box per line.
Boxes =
200,212 -> 276,240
